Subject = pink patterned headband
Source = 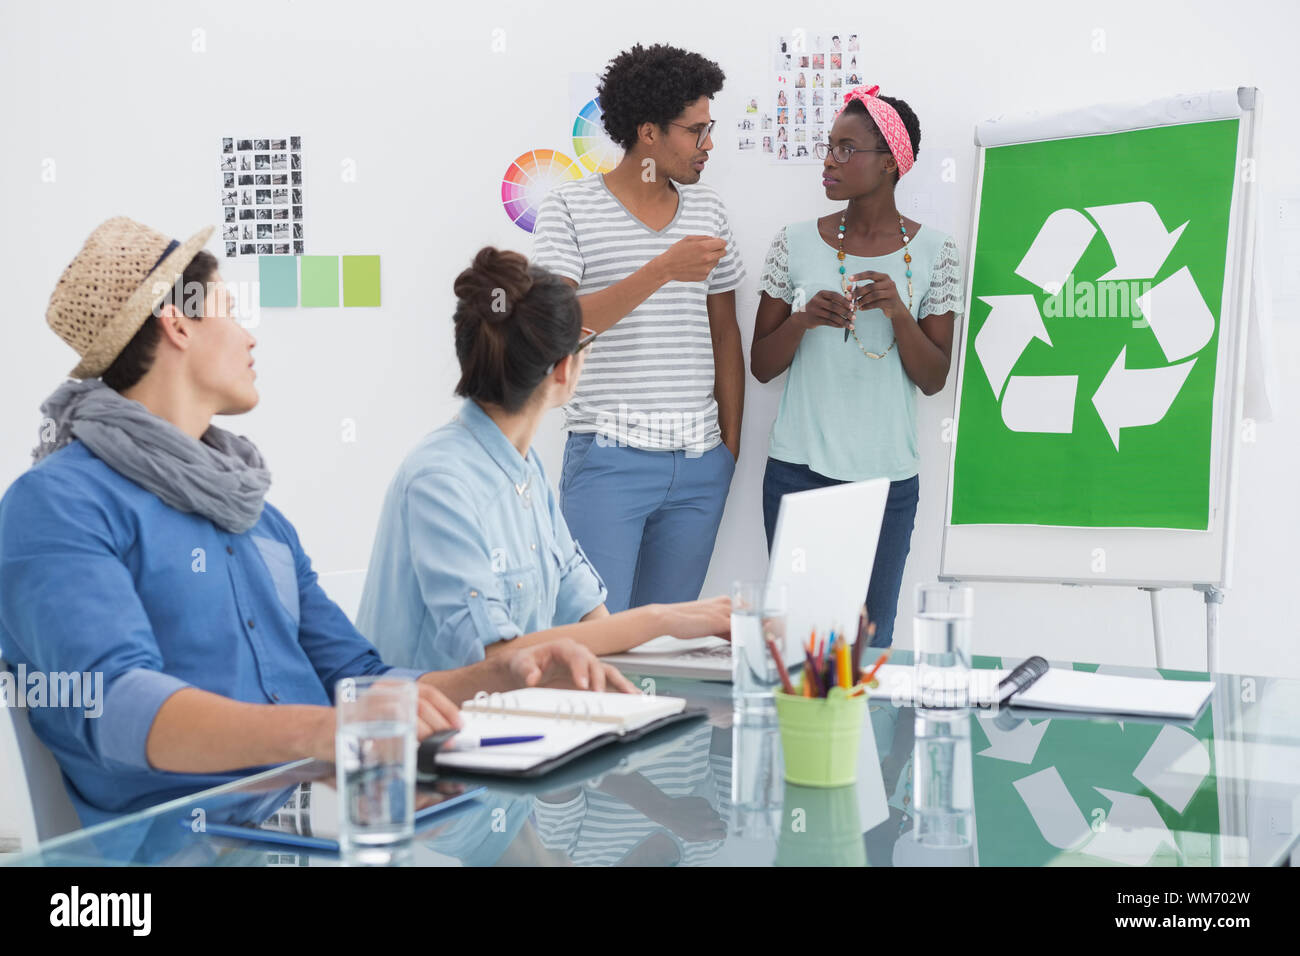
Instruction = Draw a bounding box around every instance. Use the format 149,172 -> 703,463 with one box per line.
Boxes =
838,84 -> 914,178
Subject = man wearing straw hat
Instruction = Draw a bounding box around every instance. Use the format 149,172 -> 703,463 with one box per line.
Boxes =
0,217 -> 632,825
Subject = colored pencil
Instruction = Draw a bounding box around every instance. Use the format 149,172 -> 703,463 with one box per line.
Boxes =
804,648 -> 822,697
862,645 -> 890,684
850,605 -> 868,678
766,637 -> 796,696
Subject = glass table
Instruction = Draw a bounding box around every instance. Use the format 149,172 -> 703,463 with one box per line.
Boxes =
7,653 -> 1299,867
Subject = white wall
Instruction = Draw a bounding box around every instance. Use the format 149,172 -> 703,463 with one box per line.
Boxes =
3,0 -> 1297,677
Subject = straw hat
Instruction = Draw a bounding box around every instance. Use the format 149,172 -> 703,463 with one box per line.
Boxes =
45,217 -> 214,379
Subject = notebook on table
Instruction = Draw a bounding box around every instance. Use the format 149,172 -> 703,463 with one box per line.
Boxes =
419,688 -> 706,778
445,717 -> 705,796
872,664 -> 1213,721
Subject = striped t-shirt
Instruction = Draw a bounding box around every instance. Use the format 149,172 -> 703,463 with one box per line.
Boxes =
532,174 -> 746,453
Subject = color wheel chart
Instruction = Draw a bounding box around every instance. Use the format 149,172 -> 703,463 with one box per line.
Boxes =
571,97 -> 622,173
500,149 -> 582,233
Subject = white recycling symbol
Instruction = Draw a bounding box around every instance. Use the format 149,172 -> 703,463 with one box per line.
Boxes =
972,201 -> 1216,449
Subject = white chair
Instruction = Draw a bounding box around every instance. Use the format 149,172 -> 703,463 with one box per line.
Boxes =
0,662 -> 82,854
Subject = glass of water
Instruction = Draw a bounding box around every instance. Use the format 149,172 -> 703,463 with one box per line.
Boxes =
335,674 -> 417,865
914,583 -> 974,711
732,580 -> 788,714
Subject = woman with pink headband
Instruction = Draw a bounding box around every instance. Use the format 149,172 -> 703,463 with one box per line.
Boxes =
750,83 -> 964,649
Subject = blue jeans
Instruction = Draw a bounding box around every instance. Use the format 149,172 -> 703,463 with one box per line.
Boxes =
761,457 -> 919,648
560,433 -> 735,613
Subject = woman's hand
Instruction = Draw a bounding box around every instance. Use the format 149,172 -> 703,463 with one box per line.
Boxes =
662,595 -> 732,641
790,289 -> 856,331
846,270 -> 913,323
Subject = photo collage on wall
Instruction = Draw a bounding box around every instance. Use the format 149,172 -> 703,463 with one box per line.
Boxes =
736,97 -> 759,151
218,137 -> 305,258
769,31 -> 864,163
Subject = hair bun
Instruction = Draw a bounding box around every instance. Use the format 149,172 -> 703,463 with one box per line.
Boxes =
453,247 -> 533,325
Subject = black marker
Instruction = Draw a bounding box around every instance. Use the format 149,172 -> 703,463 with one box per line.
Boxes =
996,655 -> 1049,707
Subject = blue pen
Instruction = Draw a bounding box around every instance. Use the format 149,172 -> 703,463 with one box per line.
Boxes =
446,734 -> 544,752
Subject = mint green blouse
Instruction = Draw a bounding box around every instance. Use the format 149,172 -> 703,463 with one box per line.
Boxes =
758,219 -> 963,482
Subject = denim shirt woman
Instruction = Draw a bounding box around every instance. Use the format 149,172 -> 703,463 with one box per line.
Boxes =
358,247 -> 731,672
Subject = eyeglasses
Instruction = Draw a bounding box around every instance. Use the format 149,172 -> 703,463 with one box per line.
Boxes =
669,119 -> 716,149
815,142 -> 891,164
546,327 -> 598,376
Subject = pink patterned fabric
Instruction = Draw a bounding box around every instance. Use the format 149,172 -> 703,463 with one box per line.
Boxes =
838,84 -> 914,178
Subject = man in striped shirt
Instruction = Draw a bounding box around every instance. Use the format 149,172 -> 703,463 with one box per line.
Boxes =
533,43 -> 746,613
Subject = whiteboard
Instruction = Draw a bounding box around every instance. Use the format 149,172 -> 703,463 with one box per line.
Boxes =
940,88 -> 1260,590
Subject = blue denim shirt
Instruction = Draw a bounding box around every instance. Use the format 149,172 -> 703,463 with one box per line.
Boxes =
356,400 -> 607,672
0,440 -> 417,826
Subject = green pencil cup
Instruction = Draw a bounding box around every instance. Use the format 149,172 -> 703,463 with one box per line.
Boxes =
773,686 -> 867,787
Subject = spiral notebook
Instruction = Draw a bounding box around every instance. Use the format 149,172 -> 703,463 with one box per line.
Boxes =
872,664 -> 1212,720
422,688 -> 705,778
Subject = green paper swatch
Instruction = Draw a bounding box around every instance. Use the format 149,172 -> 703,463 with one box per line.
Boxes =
342,255 -> 381,307
300,255 -> 339,307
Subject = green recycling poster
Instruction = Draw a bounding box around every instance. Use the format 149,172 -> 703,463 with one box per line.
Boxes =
950,119 -> 1240,529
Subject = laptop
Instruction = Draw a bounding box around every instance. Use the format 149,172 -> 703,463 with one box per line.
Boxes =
602,478 -> 890,681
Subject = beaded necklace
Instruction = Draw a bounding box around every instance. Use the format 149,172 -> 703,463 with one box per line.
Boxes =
836,209 -> 913,359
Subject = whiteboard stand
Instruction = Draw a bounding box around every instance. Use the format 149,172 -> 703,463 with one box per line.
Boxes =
1196,584 -> 1225,672
1141,585 -> 1224,672
1140,587 -> 1167,669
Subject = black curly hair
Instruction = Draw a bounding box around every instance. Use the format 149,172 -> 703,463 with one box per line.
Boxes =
842,94 -> 921,186
598,44 -> 725,151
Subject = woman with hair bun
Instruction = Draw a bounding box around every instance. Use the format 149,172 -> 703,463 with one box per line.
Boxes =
357,247 -> 732,677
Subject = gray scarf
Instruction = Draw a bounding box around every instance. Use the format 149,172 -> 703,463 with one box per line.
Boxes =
33,379 -> 272,534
